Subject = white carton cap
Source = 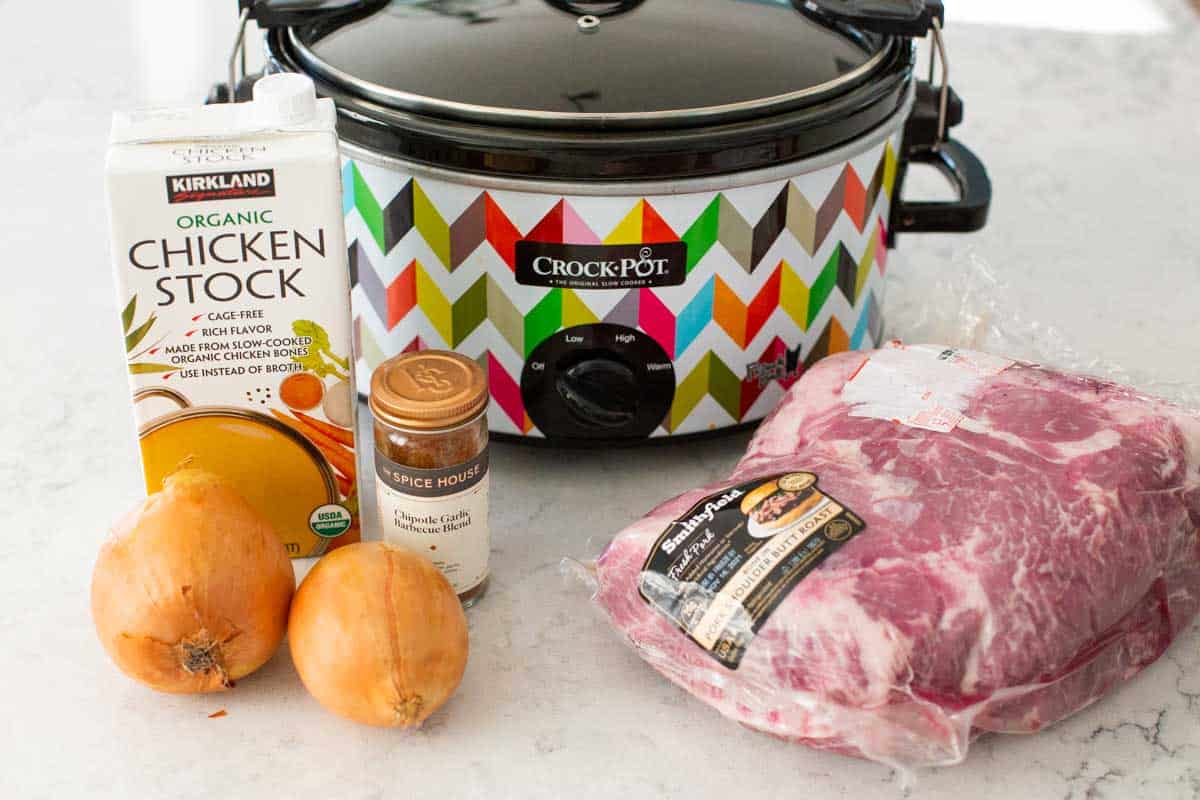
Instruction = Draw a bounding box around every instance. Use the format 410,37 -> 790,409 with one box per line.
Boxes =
110,72 -> 335,144
252,73 -> 318,126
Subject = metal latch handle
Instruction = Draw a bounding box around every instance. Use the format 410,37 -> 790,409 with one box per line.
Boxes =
226,1 -> 384,102
799,1 -> 950,148
798,0 -> 944,38
227,6 -> 252,104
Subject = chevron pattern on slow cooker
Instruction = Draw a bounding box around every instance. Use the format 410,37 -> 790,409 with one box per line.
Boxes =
346,142 -> 895,435
344,146 -> 896,272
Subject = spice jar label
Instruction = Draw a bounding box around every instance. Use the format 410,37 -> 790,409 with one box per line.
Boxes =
375,450 -> 490,594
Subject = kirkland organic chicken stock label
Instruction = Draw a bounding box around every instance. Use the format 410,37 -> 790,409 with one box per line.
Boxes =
639,472 -> 865,669
105,76 -> 358,558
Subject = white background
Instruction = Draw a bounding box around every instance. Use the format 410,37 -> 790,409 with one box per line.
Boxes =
1,1 -> 1198,799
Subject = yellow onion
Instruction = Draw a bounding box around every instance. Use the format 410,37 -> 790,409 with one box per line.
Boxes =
288,542 -> 468,727
91,469 -> 294,693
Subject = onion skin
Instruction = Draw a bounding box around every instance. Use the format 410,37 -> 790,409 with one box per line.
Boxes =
288,542 -> 469,727
91,469 -> 295,693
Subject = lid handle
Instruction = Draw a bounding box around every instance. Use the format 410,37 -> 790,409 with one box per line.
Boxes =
542,0 -> 647,18
797,0 -> 944,37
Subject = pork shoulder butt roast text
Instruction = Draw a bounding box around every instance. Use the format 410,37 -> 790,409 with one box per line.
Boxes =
592,345 -> 1200,768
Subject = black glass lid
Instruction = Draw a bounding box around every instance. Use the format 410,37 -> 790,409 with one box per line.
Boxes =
288,0 -> 889,129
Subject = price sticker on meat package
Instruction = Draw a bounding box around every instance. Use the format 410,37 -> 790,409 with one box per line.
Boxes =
638,473 -> 865,669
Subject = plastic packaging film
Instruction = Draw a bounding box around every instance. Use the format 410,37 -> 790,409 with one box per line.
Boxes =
883,249 -> 1200,409
567,251 -> 1200,774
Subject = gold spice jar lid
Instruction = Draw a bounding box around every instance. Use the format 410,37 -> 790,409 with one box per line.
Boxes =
369,350 -> 489,430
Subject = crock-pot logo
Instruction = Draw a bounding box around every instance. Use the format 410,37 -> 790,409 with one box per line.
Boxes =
515,241 -> 686,290
166,169 -> 276,204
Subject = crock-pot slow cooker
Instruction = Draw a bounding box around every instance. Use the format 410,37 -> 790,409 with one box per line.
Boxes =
231,0 -> 990,444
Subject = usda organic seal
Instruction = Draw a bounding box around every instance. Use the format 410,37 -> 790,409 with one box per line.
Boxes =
309,504 -> 353,538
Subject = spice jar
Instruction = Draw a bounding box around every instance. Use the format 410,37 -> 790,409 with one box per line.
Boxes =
369,351 -> 490,607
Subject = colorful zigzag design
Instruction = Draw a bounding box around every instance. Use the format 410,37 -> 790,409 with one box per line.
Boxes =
343,143 -> 896,274
347,140 -> 896,435
352,235 -> 886,362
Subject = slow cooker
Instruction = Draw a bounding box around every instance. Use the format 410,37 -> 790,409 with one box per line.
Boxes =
229,0 -> 990,444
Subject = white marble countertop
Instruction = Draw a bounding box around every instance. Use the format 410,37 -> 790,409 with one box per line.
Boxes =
2,2 -> 1198,798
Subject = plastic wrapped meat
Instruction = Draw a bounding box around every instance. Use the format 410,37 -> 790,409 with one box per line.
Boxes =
589,344 -> 1200,769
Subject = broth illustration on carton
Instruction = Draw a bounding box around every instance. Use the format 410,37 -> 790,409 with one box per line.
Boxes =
106,74 -> 358,557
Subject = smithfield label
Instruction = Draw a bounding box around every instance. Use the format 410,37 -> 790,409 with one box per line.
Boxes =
166,168 -> 276,204
639,472 -> 865,669
514,241 -> 687,290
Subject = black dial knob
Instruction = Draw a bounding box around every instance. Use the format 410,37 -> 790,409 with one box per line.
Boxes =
555,357 -> 639,428
521,323 -> 676,442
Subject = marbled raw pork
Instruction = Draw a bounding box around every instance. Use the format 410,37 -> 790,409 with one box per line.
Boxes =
592,346 -> 1200,768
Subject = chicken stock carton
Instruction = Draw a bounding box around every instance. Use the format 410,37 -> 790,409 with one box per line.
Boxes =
105,74 -> 358,557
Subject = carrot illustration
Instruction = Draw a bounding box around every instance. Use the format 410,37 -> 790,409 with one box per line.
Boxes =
292,410 -> 355,448
270,409 -> 357,482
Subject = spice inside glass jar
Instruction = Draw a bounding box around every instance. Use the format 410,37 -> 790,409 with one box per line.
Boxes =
369,351 -> 490,608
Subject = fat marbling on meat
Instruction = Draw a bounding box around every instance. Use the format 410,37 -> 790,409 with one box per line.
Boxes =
592,345 -> 1200,768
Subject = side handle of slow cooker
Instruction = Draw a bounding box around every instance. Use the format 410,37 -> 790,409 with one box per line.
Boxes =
797,1 -> 992,242
889,137 -> 991,238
